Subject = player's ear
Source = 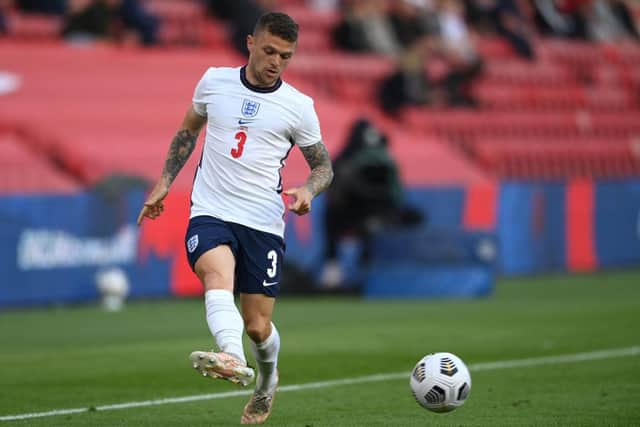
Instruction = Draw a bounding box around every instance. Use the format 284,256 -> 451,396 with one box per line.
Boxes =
246,34 -> 254,53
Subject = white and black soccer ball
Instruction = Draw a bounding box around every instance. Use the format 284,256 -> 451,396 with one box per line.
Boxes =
410,352 -> 471,413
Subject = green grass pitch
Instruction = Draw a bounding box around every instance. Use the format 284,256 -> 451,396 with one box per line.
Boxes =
1,270 -> 639,426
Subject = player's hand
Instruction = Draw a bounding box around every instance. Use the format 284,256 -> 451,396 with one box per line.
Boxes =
284,186 -> 313,215
137,181 -> 169,225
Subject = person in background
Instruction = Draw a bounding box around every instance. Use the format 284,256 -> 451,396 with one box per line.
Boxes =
307,0 -> 339,11
0,0 -> 9,34
15,0 -> 66,14
533,0 -> 591,39
206,0 -> 276,55
62,0 -> 158,46
321,117 -> 421,288
609,0 -> 640,39
435,0 -> 483,106
388,0 -> 439,49
378,38 -> 435,114
464,0 -> 535,59
586,0 -> 639,41
332,0 -> 401,56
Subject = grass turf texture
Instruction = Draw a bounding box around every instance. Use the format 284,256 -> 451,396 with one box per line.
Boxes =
0,270 -> 638,426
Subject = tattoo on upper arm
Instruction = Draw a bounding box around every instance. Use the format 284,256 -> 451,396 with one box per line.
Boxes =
161,128 -> 199,185
300,142 -> 334,196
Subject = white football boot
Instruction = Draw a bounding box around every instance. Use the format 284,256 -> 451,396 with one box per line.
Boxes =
189,351 -> 255,387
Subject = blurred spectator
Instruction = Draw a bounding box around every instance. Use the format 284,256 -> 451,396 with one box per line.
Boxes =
378,40 -> 434,114
307,0 -> 339,11
464,0 -> 535,59
586,0 -> 639,41
533,0 -> 590,38
62,0 -> 116,42
435,0 -> 483,105
610,0 -> 640,39
534,0 -> 638,41
379,0 -> 483,113
62,0 -> 159,46
0,0 -> 9,34
15,0 -> 67,14
207,0 -> 274,55
332,0 -> 401,56
321,118 -> 422,288
119,0 -> 159,45
388,0 -> 440,48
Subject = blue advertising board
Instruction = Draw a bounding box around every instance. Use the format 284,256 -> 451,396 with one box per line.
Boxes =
0,190 -> 170,308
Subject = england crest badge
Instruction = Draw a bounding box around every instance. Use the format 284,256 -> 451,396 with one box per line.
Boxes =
241,99 -> 260,118
187,234 -> 199,253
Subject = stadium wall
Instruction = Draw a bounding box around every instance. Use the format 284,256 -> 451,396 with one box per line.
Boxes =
1,179 -> 640,307
496,179 -> 640,275
0,190 -> 171,307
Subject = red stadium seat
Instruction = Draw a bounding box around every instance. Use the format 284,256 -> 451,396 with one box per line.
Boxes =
468,137 -> 640,179
473,83 -> 632,111
482,60 -> 573,87
6,12 -> 61,40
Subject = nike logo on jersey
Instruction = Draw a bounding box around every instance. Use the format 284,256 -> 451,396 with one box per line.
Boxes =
262,280 -> 279,287
238,119 -> 254,125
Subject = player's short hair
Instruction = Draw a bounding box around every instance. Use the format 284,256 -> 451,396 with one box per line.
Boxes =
253,12 -> 299,43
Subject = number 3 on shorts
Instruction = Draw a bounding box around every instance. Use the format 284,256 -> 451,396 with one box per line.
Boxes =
266,250 -> 277,278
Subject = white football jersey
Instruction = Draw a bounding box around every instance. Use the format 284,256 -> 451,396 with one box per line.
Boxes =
190,66 -> 322,237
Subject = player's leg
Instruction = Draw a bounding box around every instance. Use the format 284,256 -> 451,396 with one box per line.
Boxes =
229,222 -> 284,424
185,216 -> 254,386
242,293 -> 279,391
196,245 -> 242,360
189,246 -> 255,385
240,293 -> 279,424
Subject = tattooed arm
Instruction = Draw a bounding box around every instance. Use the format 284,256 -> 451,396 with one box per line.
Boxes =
301,141 -> 334,197
137,106 -> 207,225
284,141 -> 334,215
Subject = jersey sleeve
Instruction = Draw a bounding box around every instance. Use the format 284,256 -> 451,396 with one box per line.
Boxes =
292,98 -> 322,148
192,68 -> 213,116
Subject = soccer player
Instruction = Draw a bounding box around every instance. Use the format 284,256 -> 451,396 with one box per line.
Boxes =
136,12 -> 333,425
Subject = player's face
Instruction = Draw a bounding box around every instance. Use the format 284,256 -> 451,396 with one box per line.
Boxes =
246,30 -> 296,87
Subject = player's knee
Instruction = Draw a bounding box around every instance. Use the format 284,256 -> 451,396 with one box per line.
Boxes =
198,270 -> 233,291
245,318 -> 270,343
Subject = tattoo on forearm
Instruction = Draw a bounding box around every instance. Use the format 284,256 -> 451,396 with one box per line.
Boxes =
161,129 -> 199,185
300,142 -> 334,196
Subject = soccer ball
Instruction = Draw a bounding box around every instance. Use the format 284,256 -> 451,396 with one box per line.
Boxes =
95,267 -> 129,312
409,352 -> 471,413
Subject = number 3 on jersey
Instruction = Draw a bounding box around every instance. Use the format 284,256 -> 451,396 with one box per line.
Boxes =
231,131 -> 247,158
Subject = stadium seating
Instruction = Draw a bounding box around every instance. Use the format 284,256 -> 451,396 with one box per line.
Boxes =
473,83 -> 632,111
470,137 -> 640,180
145,0 -> 229,47
0,131 -> 79,193
2,11 -> 61,40
1,1 -> 639,188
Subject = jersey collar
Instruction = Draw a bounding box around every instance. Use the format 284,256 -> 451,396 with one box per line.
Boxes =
240,66 -> 282,93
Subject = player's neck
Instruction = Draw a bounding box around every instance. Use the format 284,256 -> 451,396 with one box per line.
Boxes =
241,66 -> 281,93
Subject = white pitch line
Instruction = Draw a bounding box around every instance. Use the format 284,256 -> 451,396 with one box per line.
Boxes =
1,345 -> 638,422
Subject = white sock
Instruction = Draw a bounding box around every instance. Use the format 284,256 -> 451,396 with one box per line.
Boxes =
205,289 -> 245,363
250,322 -> 280,393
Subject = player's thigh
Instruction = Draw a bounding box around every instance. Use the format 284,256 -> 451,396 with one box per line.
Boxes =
185,215 -> 238,291
232,224 -> 284,297
194,245 -> 236,291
